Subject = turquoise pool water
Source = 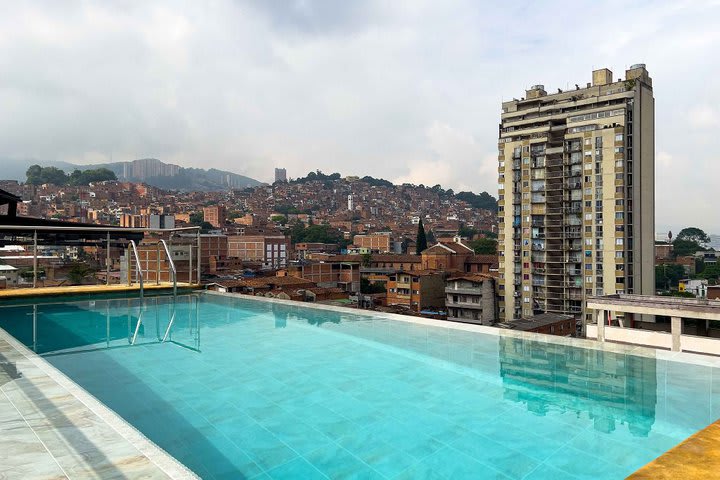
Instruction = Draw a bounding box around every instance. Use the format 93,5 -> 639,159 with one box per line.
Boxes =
1,293 -> 719,479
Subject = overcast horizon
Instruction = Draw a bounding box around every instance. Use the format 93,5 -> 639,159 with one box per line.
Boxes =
1,1 -> 719,233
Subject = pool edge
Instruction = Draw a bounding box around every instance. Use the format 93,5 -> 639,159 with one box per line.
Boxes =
0,326 -> 199,480
203,290 -> 720,368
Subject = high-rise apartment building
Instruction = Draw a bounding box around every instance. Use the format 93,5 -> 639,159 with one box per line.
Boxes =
497,65 -> 654,324
274,168 -> 287,183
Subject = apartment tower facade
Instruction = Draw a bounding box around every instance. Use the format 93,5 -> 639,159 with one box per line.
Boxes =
497,65 -> 654,324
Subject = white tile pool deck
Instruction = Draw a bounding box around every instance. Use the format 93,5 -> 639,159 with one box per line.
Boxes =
0,327 -> 198,480
2,290 -> 720,478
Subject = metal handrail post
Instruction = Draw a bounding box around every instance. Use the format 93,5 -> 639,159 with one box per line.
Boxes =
106,231 -> 111,286
196,231 -> 201,286
188,244 -> 193,284
33,230 -> 37,288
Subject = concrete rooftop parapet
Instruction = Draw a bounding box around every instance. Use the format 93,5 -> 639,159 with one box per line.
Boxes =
588,294 -> 720,321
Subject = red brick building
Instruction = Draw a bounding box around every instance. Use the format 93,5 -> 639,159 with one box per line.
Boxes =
203,205 -> 226,228
386,270 -> 446,312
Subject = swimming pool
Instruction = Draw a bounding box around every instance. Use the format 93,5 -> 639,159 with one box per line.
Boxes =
1,292 -> 719,479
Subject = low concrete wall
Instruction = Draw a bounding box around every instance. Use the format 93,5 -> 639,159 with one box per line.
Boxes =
587,324 -> 720,355
681,334 -> 720,356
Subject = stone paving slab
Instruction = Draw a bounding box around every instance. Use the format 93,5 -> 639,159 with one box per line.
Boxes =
0,283 -> 199,299
0,330 -> 197,480
629,419 -> 720,479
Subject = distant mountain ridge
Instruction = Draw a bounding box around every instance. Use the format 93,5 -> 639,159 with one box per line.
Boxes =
2,158 -> 263,191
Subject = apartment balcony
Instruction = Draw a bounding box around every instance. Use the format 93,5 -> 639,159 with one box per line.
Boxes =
448,301 -> 484,310
531,279 -> 546,287
566,180 -> 582,189
445,287 -> 483,296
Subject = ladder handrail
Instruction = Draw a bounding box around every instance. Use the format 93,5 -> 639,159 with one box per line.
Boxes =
162,304 -> 176,342
131,308 -> 144,345
129,240 -> 144,299
159,239 -> 177,297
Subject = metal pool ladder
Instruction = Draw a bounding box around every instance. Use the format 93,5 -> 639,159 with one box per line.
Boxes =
159,239 -> 177,298
129,240 -> 144,299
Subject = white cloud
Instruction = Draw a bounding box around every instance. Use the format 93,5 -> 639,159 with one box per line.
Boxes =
1,1 -> 720,230
688,105 -> 720,129
393,122 -> 495,193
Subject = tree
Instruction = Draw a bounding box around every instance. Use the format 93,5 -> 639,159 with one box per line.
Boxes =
454,191 -> 498,212
655,264 -> 686,290
676,227 -> 710,246
361,253 -> 372,267
416,218 -> 428,255
470,238 -> 498,255
199,221 -> 214,233
672,239 -> 703,257
67,263 -> 95,285
189,212 -> 204,225
289,222 -> 344,245
25,165 -> 42,184
360,278 -> 386,294
458,225 -> 478,239
697,264 -> 720,281
26,165 -> 67,185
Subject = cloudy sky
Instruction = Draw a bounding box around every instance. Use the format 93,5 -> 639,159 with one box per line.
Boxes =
1,1 -> 719,232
